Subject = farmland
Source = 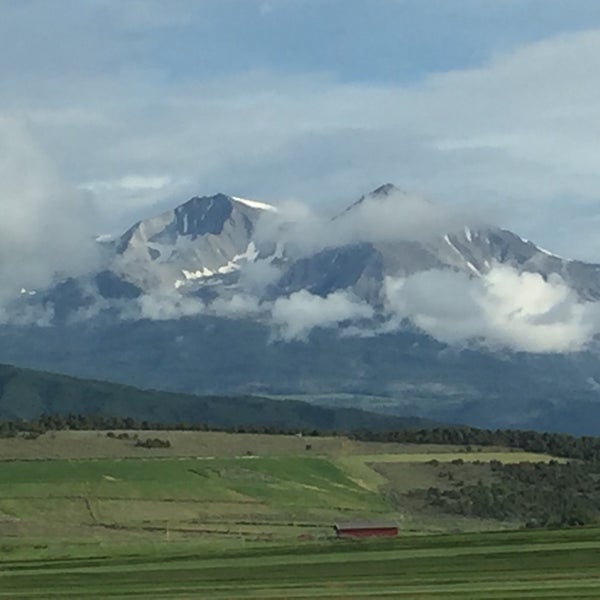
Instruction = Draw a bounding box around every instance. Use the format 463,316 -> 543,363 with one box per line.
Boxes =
2,528 -> 600,598
0,430 -> 595,597
0,428 -> 557,461
0,431 -> 566,552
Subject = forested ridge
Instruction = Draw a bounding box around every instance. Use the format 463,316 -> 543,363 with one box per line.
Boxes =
0,363 -> 431,432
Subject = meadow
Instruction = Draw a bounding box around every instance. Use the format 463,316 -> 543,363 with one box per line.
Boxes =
0,430 -> 591,597
2,528 -> 600,598
0,429 -> 518,460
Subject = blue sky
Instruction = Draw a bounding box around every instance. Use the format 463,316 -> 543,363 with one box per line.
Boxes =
5,0 -> 598,83
2,0 -> 600,264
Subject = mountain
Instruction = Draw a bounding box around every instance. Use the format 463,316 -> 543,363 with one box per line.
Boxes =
37,184 -> 600,318
37,192 -> 280,318
113,193 -> 276,293
268,183 -> 600,302
4,184 -> 600,435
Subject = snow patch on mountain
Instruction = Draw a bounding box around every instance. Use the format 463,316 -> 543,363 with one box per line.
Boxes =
537,245 -> 565,260
232,196 -> 278,212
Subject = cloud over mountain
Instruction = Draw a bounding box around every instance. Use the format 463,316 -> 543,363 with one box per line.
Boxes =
383,266 -> 600,353
0,118 -> 99,321
42,184 -> 596,355
271,290 -> 374,342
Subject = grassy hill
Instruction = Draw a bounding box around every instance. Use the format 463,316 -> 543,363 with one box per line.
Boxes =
1,428 -> 599,598
0,430 -> 566,552
0,363 -> 433,432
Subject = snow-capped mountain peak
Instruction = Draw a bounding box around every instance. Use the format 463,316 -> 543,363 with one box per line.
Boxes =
36,184 -> 600,316
106,193 -> 273,293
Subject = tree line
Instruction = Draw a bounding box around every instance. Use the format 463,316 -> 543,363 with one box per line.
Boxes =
0,414 -> 326,438
352,426 -> 600,462
4,415 -> 600,463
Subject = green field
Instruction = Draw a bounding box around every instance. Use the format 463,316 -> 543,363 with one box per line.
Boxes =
0,432 -> 559,556
0,429 -> 515,461
0,431 -> 594,597
2,528 -> 600,598
0,454 -> 393,553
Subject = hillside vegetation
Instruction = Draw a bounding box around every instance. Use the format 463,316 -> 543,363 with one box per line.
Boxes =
0,363 -> 431,431
0,428 -> 580,554
4,317 -> 600,434
3,426 -> 600,598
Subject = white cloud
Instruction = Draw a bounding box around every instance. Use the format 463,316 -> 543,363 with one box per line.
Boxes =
384,265 -> 600,353
253,187 -> 478,263
133,290 -> 265,322
1,27 -> 598,259
135,291 -> 205,321
271,290 -> 374,341
210,294 -> 263,318
127,261 -> 600,353
83,175 -> 172,192
238,259 -> 281,294
0,117 -> 99,308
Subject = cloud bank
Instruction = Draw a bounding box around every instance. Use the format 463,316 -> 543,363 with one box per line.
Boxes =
252,187 -> 483,262
128,259 -> 600,354
0,118 -> 99,318
246,263 -> 600,353
384,266 -> 600,353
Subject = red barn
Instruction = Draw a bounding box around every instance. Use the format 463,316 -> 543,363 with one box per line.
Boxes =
334,521 -> 398,538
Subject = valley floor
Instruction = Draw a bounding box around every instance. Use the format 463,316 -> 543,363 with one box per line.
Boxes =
0,430 -> 591,598
2,528 -> 600,598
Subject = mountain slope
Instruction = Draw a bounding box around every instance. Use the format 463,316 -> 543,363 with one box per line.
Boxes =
269,184 -> 600,301
2,318 -> 600,434
113,193 -> 276,292
0,362 -> 433,431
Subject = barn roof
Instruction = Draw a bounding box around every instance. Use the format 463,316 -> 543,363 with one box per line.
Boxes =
334,521 -> 397,530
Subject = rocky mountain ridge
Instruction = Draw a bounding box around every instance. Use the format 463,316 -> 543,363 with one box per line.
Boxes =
31,184 -> 600,321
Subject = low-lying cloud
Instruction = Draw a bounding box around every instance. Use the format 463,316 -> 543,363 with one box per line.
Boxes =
0,117 -> 100,317
134,291 -> 205,321
261,263 -> 600,352
384,265 -> 600,353
271,289 -> 374,341
131,287 -> 375,342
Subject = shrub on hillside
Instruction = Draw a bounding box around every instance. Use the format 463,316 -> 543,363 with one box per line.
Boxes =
135,437 -> 171,449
